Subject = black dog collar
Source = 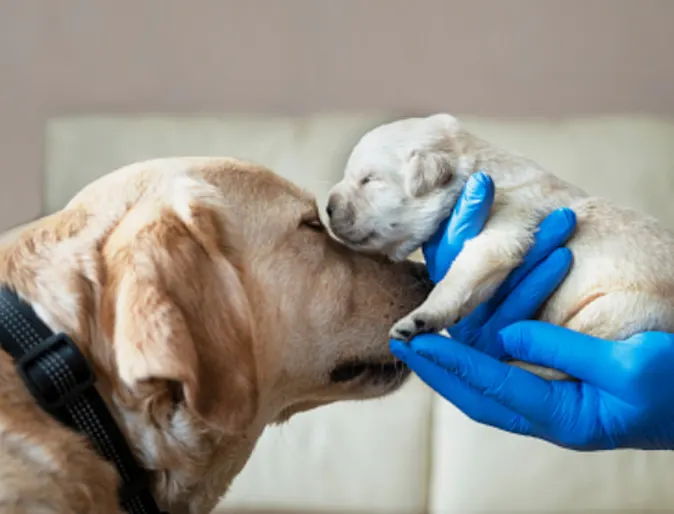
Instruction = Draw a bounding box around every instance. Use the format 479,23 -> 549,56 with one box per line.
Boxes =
0,286 -> 166,514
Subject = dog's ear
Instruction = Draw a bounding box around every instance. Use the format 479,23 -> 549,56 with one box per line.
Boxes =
105,181 -> 258,435
402,149 -> 454,198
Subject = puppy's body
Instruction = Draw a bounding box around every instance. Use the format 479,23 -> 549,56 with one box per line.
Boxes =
0,157 -> 431,513
327,114 -> 674,380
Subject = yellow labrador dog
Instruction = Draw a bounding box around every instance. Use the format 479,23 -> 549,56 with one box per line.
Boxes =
0,157 -> 431,514
326,113 -> 674,380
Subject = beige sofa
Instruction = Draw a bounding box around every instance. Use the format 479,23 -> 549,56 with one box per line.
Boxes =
5,113 -> 674,513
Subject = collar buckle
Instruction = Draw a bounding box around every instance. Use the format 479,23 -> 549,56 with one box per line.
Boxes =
16,332 -> 96,411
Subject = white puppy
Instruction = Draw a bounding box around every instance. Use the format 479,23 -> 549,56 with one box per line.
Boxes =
326,113 -> 674,380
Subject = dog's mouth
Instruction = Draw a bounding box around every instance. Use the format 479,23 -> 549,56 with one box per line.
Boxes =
330,358 -> 410,385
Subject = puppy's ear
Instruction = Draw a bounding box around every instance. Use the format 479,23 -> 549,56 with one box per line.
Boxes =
402,149 -> 454,198
402,114 -> 465,197
106,188 -> 257,435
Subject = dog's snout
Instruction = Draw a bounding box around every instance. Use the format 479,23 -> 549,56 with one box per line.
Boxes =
403,261 -> 434,295
409,261 -> 431,284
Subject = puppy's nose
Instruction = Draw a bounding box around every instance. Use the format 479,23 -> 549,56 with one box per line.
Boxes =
326,195 -> 337,218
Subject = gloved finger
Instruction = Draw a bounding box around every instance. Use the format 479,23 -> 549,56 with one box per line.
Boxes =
446,302 -> 492,348
446,247 -> 572,354
478,248 -> 573,355
487,208 -> 577,308
390,338 -> 533,436
407,333 -> 569,427
498,321 -> 622,390
447,209 -> 576,347
422,172 -> 494,283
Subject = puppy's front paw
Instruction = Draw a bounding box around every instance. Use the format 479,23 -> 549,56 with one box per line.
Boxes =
389,308 -> 458,342
389,316 -> 423,342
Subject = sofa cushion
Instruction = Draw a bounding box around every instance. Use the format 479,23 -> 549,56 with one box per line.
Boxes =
223,377 -> 433,513
429,403 -> 674,513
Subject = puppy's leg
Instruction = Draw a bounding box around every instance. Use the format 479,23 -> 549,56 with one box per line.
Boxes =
562,290 -> 674,341
390,223 -> 532,340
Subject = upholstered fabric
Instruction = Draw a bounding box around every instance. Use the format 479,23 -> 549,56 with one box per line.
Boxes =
34,114 -> 674,513
44,114 -> 396,215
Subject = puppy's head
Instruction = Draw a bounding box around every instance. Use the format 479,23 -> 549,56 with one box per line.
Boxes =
326,113 -> 474,261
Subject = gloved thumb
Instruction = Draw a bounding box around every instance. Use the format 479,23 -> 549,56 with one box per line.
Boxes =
422,172 -> 494,283
498,320 -> 619,388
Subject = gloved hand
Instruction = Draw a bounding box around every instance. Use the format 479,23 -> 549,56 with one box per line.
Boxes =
392,322 -> 674,450
420,171 -> 577,357
392,172 -> 674,451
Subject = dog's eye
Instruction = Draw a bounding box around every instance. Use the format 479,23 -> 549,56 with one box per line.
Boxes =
302,218 -> 324,231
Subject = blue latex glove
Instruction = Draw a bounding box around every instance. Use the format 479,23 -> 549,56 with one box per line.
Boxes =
422,171 -> 495,284
392,323 -> 674,450
420,171 -> 578,357
392,171 -> 674,450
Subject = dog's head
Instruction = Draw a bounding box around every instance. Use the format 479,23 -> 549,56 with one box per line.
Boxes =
2,158 -> 432,511
326,113 -> 474,262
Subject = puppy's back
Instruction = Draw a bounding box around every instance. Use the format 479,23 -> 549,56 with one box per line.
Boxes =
463,127 -> 674,342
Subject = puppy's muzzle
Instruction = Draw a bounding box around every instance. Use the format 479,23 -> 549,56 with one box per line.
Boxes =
326,193 -> 357,237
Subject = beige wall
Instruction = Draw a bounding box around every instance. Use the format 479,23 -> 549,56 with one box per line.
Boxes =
2,0 -> 674,232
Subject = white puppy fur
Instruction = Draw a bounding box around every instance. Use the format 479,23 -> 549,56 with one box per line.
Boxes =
327,113 -> 674,380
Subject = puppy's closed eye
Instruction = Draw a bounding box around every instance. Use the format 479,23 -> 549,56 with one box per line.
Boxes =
360,174 -> 376,186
